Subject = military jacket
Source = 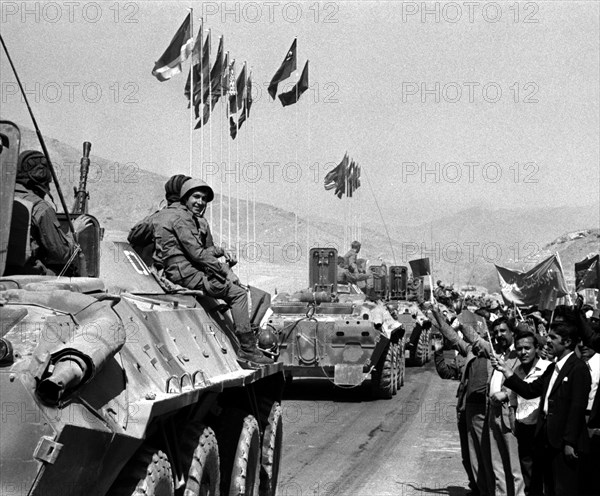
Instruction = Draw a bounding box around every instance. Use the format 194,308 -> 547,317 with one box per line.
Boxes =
152,203 -> 224,288
14,184 -> 75,270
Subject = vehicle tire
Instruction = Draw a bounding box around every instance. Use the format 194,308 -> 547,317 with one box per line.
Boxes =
410,328 -> 429,367
109,447 -> 174,496
397,341 -> 405,389
181,425 -> 220,496
228,415 -> 261,496
391,343 -> 398,396
259,403 -> 283,496
371,343 -> 393,399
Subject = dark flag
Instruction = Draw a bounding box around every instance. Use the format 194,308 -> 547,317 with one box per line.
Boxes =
278,60 -> 309,107
221,51 -> 230,96
347,160 -> 355,198
409,258 -> 431,277
229,116 -> 237,140
184,24 -> 202,100
324,153 -> 349,199
268,39 -> 297,100
152,14 -> 194,82
207,35 -> 224,106
496,254 -> 569,309
238,70 -> 252,129
236,62 -> 247,111
575,254 -> 600,290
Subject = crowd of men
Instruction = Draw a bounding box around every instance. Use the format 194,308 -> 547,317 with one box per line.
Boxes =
430,290 -> 600,496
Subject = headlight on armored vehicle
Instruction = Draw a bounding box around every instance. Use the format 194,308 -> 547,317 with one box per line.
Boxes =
0,338 -> 14,364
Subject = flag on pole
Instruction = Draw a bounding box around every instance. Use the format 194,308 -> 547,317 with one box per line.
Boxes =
194,103 -> 211,129
268,39 -> 297,99
495,254 -> 570,309
236,62 -> 247,111
229,116 -> 238,140
227,60 -> 237,115
575,254 -> 600,290
324,153 -> 349,199
238,70 -> 253,129
184,23 -> 203,100
409,258 -> 431,277
152,14 -> 194,81
278,60 -> 309,107
208,36 -> 224,105
347,160 -> 355,198
221,52 -> 230,96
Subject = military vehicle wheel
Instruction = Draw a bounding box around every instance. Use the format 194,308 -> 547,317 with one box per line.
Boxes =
109,447 -> 174,496
259,402 -> 283,496
229,414 -> 261,496
409,328 -> 430,367
371,344 -> 394,399
391,343 -> 398,396
398,341 -> 405,388
181,425 -> 220,496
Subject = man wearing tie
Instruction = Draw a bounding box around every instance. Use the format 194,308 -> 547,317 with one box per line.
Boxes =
492,320 -> 591,496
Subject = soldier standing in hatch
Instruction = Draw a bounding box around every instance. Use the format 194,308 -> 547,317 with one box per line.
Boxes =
5,150 -> 77,275
151,178 -> 271,365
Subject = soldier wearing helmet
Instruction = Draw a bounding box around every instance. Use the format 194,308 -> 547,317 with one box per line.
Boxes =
5,150 -> 76,275
128,174 -> 192,267
150,178 -> 271,365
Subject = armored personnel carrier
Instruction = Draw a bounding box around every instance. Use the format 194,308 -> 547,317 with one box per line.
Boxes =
368,264 -> 433,367
0,121 -> 284,496
264,248 -> 405,399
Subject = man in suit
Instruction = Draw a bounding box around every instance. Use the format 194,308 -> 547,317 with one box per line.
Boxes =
492,320 -> 592,496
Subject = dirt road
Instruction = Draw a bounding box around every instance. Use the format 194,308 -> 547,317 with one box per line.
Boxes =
279,362 -> 470,496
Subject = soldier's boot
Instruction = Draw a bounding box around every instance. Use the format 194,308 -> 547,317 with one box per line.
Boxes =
237,331 -> 273,365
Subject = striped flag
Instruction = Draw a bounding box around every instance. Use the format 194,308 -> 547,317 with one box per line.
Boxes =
152,14 -> 194,82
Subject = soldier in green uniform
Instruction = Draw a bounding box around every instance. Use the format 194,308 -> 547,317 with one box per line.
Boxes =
5,150 -> 77,275
151,178 -> 270,365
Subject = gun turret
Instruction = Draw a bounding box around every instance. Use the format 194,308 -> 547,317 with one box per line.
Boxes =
72,141 -> 91,214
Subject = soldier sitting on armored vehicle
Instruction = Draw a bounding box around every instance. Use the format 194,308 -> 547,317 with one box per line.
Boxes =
129,175 -> 272,331
134,178 -> 271,365
5,150 -> 78,276
128,173 -> 191,267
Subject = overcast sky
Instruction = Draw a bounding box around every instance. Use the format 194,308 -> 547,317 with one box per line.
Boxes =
1,1 -> 598,226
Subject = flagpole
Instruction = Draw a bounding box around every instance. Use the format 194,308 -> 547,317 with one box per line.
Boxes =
294,60 -> 299,284
362,164 -> 397,265
188,9 -> 194,176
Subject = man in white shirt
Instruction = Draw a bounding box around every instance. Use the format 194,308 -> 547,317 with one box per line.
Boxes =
485,318 -> 524,496
505,330 -> 551,496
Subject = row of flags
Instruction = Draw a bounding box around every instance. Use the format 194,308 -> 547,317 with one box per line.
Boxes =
151,14 -> 309,138
323,153 -> 362,199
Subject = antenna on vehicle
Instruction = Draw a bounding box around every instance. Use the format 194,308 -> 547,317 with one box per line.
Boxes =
0,34 -> 77,240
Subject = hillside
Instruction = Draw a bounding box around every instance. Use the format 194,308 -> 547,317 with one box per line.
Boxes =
17,125 -> 600,293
